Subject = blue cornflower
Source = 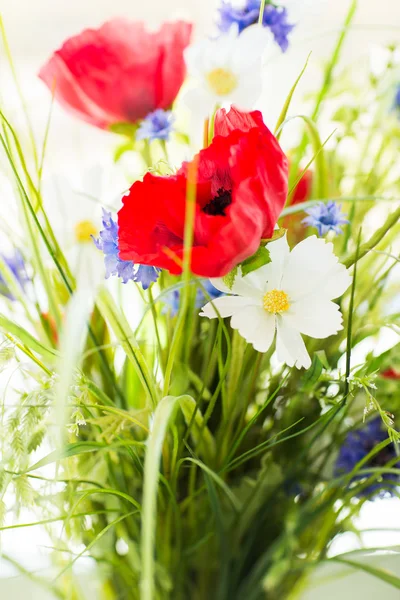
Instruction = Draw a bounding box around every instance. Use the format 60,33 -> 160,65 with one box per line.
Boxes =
218,1 -> 295,52
0,250 -> 29,300
302,201 -> 349,236
394,84 -> 400,111
334,417 -> 399,498
135,265 -> 161,290
164,280 -> 224,317
136,109 -> 175,142
93,209 -> 160,290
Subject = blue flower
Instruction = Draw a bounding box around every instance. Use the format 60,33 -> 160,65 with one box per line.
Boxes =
136,109 -> 175,142
218,1 -> 295,52
302,201 -> 349,236
93,209 -> 160,289
0,250 -> 29,300
164,280 -> 224,317
135,265 -> 161,291
334,417 -> 399,498
394,84 -> 400,111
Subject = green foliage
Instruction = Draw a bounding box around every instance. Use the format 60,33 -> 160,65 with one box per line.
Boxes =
241,246 -> 271,277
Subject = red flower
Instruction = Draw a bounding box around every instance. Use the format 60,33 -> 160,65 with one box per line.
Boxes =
39,20 -> 192,129
291,169 -> 313,205
118,107 -> 288,277
381,368 -> 400,380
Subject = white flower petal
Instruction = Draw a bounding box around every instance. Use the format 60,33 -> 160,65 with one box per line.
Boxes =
208,29 -> 239,70
284,297 -> 344,339
184,39 -> 212,78
182,87 -> 216,119
263,234 -> 291,290
229,71 -> 263,110
211,275 -> 262,299
321,263 -> 352,299
209,278 -> 232,294
200,295 -> 257,319
231,25 -> 271,73
230,306 -> 276,353
281,235 -> 351,300
276,317 -> 311,369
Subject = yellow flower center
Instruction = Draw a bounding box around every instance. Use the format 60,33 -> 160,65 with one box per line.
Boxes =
206,68 -> 238,96
74,220 -> 98,243
263,289 -> 290,314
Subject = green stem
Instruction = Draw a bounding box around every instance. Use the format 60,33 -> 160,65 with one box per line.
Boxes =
224,330 -> 245,421
344,229 -> 361,403
163,158 -> 198,395
147,286 -> 164,372
344,205 -> 400,268
0,17 -> 39,171
258,0 -> 267,24
289,0 -> 357,188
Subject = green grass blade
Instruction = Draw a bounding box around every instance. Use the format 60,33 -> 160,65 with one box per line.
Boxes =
330,557 -> 400,589
140,395 -> 181,600
54,510 -> 138,581
275,53 -> 311,139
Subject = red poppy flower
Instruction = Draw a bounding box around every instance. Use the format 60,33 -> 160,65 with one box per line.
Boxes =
118,107 -> 288,277
291,169 -> 313,205
39,19 -> 192,129
381,368 -> 400,380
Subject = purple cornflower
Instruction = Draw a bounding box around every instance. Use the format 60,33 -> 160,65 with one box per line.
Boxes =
136,109 -> 175,142
302,201 -> 349,236
93,209 -> 160,290
334,417 -> 399,499
164,280 -> 224,317
0,250 -> 29,300
394,84 -> 400,111
218,1 -> 295,52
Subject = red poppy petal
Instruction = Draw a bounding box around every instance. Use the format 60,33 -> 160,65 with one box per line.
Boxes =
39,20 -> 192,129
214,106 -> 266,136
39,53 -> 115,128
118,111 -> 288,278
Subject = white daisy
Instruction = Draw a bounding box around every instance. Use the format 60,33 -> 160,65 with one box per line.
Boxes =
200,234 -> 352,369
42,163 -> 127,287
183,24 -> 271,118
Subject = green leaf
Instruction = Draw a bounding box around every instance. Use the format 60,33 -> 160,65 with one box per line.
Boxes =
140,395 -> 182,600
330,557 -> 400,589
241,246 -> 271,277
0,314 -> 58,362
26,440 -> 143,472
222,266 -> 238,290
114,140 -> 136,162
108,121 -> 138,138
97,287 -> 158,407
179,396 -> 216,463
54,510 -> 138,581
302,353 -> 324,384
275,52 -> 311,140
315,350 -> 330,370
175,131 -> 190,145
261,227 -> 287,244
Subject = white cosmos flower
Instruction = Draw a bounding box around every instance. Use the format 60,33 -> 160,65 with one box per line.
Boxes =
42,163 -> 127,288
183,24 -> 271,118
200,234 -> 352,369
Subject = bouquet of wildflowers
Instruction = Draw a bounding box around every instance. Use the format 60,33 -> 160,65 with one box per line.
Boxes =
1,1 -> 400,598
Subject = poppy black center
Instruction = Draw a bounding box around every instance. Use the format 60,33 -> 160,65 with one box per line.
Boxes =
202,188 -> 232,216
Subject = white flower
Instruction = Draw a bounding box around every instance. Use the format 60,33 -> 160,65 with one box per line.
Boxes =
200,235 -> 352,369
42,163 -> 127,287
43,164 -> 126,251
183,24 -> 271,118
